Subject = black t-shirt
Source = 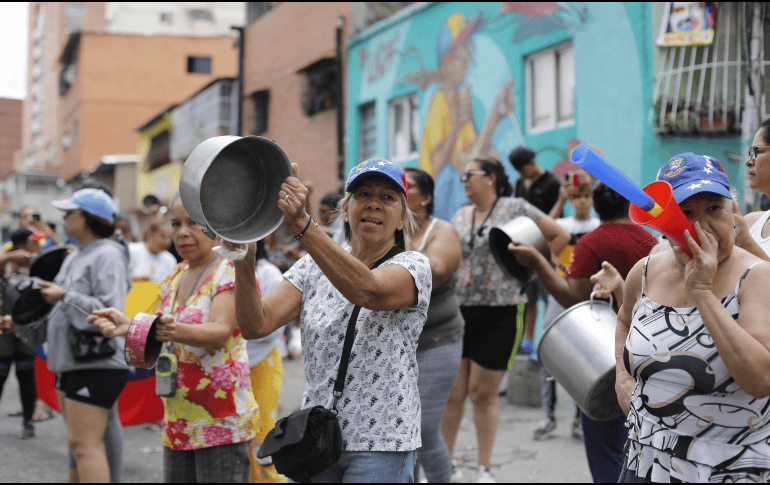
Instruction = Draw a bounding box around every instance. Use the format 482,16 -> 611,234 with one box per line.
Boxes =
515,171 -> 562,214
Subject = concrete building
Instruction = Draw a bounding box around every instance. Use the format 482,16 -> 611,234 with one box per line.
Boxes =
105,2 -> 244,37
57,31 -> 238,186
344,2 -> 760,221
22,2 -> 106,172
20,2 -> 244,173
240,2 -> 414,212
241,2 -> 349,213
0,98 -> 23,177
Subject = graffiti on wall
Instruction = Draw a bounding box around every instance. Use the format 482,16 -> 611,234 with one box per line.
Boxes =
352,3 -> 586,220
403,13 -> 516,177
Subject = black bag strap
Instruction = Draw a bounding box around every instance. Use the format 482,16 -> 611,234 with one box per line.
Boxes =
332,245 -> 404,413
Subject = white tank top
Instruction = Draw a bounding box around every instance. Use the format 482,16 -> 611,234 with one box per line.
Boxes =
748,210 -> 770,257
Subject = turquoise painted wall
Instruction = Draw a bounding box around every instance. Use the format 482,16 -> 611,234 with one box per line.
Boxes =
346,2 -> 744,222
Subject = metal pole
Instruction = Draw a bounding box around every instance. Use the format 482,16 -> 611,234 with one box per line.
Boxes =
336,16 -> 345,191
231,26 -> 245,136
742,2 -> 762,211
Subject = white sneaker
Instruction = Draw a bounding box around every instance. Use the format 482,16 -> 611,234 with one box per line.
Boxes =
476,465 -> 495,483
450,460 -> 464,483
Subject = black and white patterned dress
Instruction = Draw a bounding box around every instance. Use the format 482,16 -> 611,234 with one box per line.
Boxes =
284,250 -> 431,452
624,257 -> 770,482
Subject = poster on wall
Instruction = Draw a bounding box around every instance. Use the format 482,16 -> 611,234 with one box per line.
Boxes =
657,2 -> 718,47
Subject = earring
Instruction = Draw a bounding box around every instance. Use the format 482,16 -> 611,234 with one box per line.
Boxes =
735,225 -> 741,246
421,202 -> 426,206
488,182 -> 493,186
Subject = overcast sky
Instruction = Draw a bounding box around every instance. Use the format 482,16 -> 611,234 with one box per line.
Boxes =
0,3 -> 28,99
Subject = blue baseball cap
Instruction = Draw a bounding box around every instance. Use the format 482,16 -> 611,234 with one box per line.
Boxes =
656,153 -> 731,204
52,188 -> 116,222
345,158 -> 408,200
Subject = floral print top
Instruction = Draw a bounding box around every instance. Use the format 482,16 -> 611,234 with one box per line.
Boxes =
452,197 -> 544,306
156,259 -> 259,451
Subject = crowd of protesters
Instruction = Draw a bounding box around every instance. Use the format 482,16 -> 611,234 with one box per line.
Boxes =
1,119 -> 770,484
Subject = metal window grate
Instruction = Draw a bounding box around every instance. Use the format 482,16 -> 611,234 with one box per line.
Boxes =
359,103 -> 376,162
653,2 -> 747,135
170,79 -> 237,162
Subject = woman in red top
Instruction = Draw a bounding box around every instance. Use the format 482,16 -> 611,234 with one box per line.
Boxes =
508,182 -> 657,483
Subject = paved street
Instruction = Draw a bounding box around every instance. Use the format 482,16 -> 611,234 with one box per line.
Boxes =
0,358 -> 591,482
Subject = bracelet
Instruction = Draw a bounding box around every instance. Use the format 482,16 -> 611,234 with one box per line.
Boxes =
294,215 -> 318,241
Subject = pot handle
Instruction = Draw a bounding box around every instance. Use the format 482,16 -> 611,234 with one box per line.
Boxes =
202,225 -> 216,240
589,291 -> 613,319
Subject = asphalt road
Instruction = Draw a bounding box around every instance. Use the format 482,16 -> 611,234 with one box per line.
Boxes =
0,358 -> 591,482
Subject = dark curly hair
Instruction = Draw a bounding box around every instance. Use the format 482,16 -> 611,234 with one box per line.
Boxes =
474,158 -> 513,197
593,182 -> 629,222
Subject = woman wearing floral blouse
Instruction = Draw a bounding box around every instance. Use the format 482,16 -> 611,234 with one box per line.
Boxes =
89,193 -> 258,483
443,158 -> 569,483
224,159 -> 431,483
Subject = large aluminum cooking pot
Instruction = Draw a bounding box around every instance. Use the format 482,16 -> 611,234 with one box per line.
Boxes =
489,216 -> 549,282
180,136 -> 293,243
537,293 -> 623,421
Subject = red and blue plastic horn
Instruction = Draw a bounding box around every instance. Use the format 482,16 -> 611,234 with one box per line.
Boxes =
571,144 -> 663,217
570,143 -> 698,256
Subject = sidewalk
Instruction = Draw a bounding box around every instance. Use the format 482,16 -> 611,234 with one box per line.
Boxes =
0,357 -> 592,482
278,357 -> 592,483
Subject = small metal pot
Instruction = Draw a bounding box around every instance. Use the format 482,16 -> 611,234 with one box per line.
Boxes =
125,312 -> 163,369
179,136 -> 293,243
489,216 -> 549,282
537,293 -> 623,421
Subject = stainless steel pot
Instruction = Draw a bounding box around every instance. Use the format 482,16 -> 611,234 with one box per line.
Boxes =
537,293 -> 623,421
179,136 -> 293,243
489,216 -> 549,282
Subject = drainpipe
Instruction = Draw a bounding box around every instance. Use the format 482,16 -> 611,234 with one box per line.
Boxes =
336,16 -> 346,191
742,2 -> 762,211
231,26 -> 245,136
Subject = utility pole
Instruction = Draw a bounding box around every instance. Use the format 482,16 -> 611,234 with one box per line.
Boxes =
335,16 -> 346,191
741,2 -> 762,211
231,26 -> 245,136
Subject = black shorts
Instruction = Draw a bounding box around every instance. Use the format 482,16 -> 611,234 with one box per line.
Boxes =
461,305 -> 523,371
56,369 -> 129,409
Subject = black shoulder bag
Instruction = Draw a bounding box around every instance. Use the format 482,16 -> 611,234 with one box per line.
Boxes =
257,246 -> 404,482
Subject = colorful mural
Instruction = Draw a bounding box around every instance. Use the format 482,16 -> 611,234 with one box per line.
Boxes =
346,2 -> 744,222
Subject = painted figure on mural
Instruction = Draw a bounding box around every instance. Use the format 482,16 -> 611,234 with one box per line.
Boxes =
404,13 -> 516,179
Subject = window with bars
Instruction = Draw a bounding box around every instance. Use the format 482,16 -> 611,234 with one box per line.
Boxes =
359,103 -> 376,162
651,2 -> 770,136
300,58 -> 337,116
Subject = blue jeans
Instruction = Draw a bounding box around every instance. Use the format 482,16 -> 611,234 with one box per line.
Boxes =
581,413 -> 628,483
312,451 -> 415,483
415,340 -> 462,483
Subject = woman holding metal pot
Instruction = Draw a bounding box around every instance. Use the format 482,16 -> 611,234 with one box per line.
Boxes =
509,182 -> 657,483
614,154 -> 770,482
223,159 -> 431,483
88,192 -> 258,483
1,189 -> 132,483
442,158 -> 569,483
